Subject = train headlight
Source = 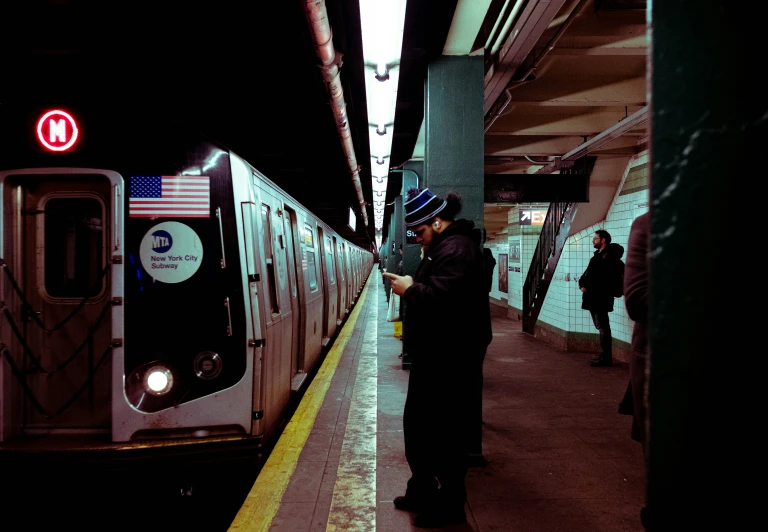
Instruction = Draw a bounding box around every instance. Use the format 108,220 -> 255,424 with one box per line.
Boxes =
194,351 -> 222,380
144,366 -> 174,395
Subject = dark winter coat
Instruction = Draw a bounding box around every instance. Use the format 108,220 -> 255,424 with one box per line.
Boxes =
404,219 -> 492,365
624,212 -> 649,445
579,242 -> 625,312
401,219 -> 492,474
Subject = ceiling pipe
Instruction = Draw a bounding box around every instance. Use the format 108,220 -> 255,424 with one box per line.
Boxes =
484,89 -> 512,133
484,0 -> 512,50
485,0 -> 590,122
302,0 -> 369,228
510,0 -> 591,83
490,0 -> 526,56
536,106 -> 649,174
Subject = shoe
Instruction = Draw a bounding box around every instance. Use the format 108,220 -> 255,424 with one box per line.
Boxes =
393,495 -> 426,513
590,357 -> 612,367
413,508 -> 467,528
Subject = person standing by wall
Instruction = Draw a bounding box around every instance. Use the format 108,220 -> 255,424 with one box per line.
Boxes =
383,187 -> 491,528
578,229 -> 625,367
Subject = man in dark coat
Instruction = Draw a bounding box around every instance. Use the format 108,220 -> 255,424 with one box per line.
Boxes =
383,188 -> 491,528
578,229 -> 625,367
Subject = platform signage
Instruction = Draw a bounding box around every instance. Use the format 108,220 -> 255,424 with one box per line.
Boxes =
519,209 -> 547,226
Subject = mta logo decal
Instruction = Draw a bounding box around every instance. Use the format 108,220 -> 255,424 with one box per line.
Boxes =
151,230 -> 173,253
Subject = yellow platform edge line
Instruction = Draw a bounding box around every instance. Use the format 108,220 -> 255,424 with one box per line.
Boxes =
228,273 -> 374,532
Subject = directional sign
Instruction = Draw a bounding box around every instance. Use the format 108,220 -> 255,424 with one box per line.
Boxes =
519,210 -> 547,226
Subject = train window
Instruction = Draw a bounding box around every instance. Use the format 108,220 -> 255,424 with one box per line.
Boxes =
303,224 -> 314,247
261,204 -> 280,314
44,197 -> 105,298
327,237 -> 335,283
306,250 -> 318,291
337,244 -> 344,280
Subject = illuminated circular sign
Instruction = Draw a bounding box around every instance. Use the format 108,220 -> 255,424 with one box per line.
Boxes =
36,109 -> 79,152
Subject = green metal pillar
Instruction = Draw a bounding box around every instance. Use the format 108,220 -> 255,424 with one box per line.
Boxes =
424,56 -> 485,231
423,55 -> 486,459
394,161 -> 423,276
648,2 -> 755,530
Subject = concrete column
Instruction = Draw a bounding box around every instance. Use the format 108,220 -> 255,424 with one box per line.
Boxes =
648,2 -> 754,529
394,161 -> 422,369
424,56 -> 485,231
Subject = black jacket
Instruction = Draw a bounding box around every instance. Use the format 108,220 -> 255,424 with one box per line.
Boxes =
404,219 -> 492,369
624,214 -> 649,356
579,242 -> 625,312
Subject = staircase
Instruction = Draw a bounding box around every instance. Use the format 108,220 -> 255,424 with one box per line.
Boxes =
522,201 -> 579,335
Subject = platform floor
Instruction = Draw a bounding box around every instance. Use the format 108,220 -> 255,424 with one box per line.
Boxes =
231,274 -> 646,531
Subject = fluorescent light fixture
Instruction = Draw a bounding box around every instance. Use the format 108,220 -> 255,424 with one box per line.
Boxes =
372,182 -> 387,194
375,63 -> 390,81
360,0 -> 407,230
348,207 -> 357,231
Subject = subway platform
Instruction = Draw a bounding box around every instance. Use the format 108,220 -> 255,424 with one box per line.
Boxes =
230,273 -> 646,531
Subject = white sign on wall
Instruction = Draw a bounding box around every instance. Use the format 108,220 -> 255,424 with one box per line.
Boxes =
519,210 -> 547,226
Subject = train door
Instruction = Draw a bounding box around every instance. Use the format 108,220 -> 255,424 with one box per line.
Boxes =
336,239 -> 347,314
354,250 -> 360,293
323,233 -> 338,336
299,219 -> 324,371
316,226 -> 331,346
331,236 -> 343,326
1,171 -> 117,434
281,206 -> 304,392
344,243 -> 353,305
257,190 -> 292,438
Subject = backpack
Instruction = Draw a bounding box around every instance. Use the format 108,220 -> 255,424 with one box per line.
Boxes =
612,259 -> 625,298
606,243 -> 625,298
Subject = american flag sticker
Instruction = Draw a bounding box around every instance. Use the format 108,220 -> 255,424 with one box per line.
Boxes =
129,176 -> 210,218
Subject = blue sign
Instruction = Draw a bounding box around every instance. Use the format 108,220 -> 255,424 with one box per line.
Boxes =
151,230 -> 173,253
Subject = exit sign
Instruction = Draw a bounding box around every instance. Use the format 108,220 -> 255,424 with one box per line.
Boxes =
519,209 -> 547,226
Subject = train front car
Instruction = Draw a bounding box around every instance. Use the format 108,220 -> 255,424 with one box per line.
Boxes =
0,104 -> 260,461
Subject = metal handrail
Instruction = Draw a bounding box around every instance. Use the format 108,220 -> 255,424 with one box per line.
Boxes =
522,201 -> 574,334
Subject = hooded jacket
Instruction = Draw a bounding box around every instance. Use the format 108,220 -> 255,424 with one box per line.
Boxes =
579,242 -> 625,312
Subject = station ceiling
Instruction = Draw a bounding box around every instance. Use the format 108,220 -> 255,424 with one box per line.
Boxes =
0,0 -> 648,250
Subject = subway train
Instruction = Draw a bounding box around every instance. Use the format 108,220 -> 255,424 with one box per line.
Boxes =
0,102 -> 373,466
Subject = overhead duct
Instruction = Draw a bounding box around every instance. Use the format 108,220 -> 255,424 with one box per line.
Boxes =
303,0 -> 369,228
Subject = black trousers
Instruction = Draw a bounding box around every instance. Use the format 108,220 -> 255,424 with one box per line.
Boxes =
403,373 -> 469,509
468,351 -> 487,456
589,310 -> 613,359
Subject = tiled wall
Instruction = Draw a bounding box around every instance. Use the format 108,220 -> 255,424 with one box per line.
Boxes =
487,240 -> 509,302
536,152 -> 649,350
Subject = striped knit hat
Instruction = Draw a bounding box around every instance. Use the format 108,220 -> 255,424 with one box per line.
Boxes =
404,188 -> 447,227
